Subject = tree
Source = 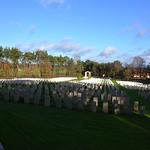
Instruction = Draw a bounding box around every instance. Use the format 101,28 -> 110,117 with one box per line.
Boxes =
23,52 -> 35,66
131,56 -> 145,68
3,47 -> 10,63
1,45 -> 150,79
35,50 -> 49,77
21,52 -> 36,77
74,60 -> 84,78
124,67 -> 132,80
147,63 -> 150,70
66,58 -> 75,76
131,56 -> 146,79
0,46 -> 4,62
10,48 -> 22,77
3,47 -> 11,77
113,60 -> 123,78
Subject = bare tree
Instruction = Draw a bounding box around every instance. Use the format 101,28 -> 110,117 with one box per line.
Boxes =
131,56 -> 145,68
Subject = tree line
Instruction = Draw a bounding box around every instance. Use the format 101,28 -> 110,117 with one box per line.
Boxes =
0,46 -> 150,80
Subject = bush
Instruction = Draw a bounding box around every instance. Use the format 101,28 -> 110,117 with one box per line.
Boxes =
77,74 -> 83,80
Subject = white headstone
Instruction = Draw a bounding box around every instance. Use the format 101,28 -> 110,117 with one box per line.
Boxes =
102,102 -> 108,113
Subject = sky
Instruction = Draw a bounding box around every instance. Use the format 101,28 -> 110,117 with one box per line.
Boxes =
0,0 -> 150,63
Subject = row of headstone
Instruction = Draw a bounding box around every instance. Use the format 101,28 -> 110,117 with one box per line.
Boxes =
0,79 -> 145,116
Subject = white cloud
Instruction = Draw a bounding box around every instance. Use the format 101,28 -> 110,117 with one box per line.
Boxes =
16,39 -> 95,59
136,29 -> 150,38
10,21 -> 22,26
143,49 -> 150,56
123,21 -> 141,33
123,21 -> 150,38
99,46 -> 117,58
39,0 -> 65,7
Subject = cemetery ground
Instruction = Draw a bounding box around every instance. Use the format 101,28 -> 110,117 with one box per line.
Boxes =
0,78 -> 150,150
0,101 -> 150,150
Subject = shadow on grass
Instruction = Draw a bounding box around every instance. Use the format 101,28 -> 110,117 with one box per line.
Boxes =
1,101 -> 150,150
113,114 -> 150,134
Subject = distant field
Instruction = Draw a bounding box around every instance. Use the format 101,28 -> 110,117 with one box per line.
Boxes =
0,101 -> 150,150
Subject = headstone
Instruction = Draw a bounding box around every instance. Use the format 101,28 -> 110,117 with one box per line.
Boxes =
120,97 -> 125,105
77,92 -> 82,98
55,98 -> 62,108
84,96 -> 90,105
114,100 -> 120,114
101,93 -> 105,101
44,85 -> 50,107
133,101 -> 139,113
140,106 -> 145,116
24,87 -> 30,104
107,93 -> 112,101
102,102 -> 108,113
93,97 -> 99,107
9,88 -> 15,102
14,89 -> 20,102
90,101 -> 96,112
77,100 -> 84,110
3,88 -> 9,102
89,90 -> 95,97
73,91 -> 78,96
68,92 -> 73,98
124,104 -> 132,115
112,96 -> 117,103
34,86 -> 42,105
28,86 -> 36,103
116,96 -> 121,104
65,99 -> 72,110
120,90 -> 124,96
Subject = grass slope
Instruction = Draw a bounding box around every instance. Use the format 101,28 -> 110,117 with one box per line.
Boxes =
0,101 -> 150,150
112,80 -> 150,114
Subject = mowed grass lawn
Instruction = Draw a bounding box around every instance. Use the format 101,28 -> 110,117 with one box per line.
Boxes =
0,101 -> 150,150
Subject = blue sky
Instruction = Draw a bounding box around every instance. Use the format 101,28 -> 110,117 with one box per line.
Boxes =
0,0 -> 150,63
